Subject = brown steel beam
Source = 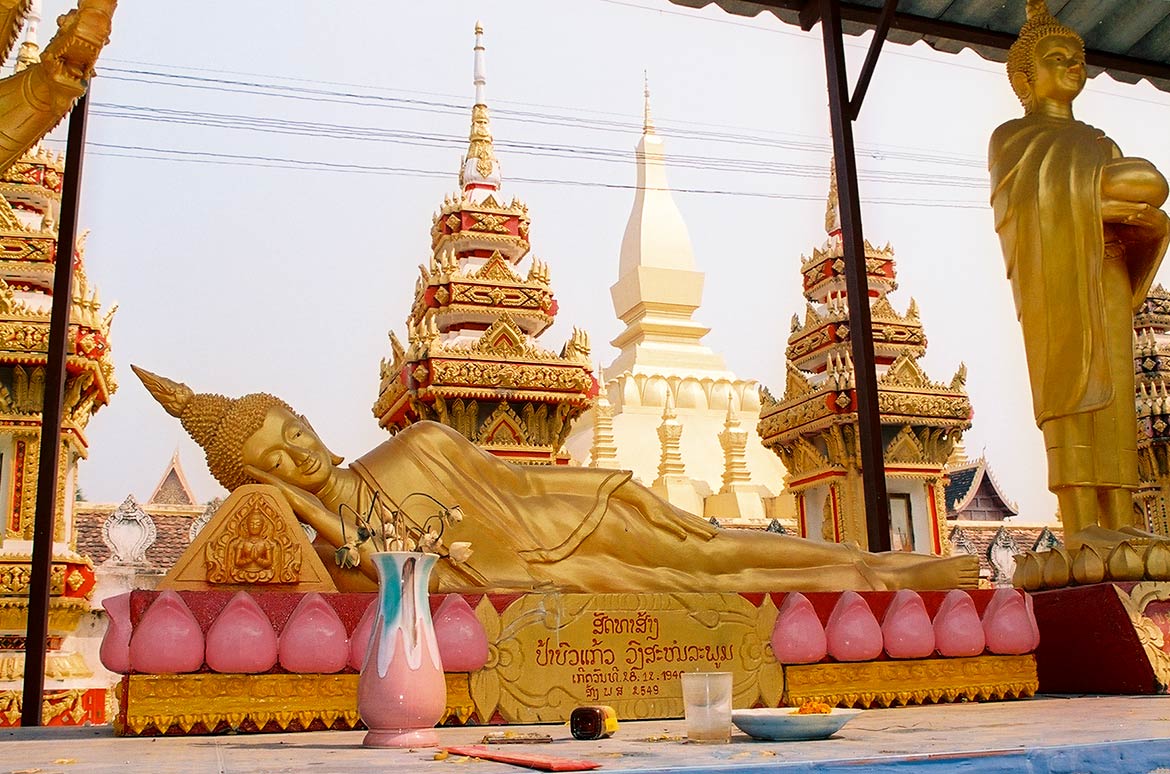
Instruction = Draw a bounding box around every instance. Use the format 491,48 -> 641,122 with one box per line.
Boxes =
848,0 -> 898,120
21,92 -> 89,727
819,0 -> 891,552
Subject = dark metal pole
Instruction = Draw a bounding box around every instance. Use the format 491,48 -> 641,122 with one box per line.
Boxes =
848,0 -> 899,120
21,91 -> 89,727
818,0 -> 891,552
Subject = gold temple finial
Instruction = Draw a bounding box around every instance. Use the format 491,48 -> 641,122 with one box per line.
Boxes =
461,21 -> 498,188
643,71 -> 656,135
825,159 -> 841,235
15,0 -> 41,72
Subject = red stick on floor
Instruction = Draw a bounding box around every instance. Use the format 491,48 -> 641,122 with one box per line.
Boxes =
443,745 -> 601,772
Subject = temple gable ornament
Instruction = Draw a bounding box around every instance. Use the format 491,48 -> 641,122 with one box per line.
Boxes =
100,495 -> 156,566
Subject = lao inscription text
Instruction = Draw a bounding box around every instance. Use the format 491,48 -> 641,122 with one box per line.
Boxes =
530,612 -> 735,702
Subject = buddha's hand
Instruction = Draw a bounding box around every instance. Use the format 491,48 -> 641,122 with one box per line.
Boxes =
243,464 -> 333,534
1101,199 -> 1168,230
1102,157 -> 1169,208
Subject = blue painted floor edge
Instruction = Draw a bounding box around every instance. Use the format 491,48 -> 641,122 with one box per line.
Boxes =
616,737 -> 1170,774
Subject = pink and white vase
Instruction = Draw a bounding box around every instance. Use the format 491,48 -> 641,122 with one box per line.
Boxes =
358,551 -> 446,748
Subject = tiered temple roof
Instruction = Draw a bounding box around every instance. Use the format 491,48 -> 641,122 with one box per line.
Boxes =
758,165 -> 971,553
372,26 -> 595,464
0,18 -> 116,551
0,9 -> 117,727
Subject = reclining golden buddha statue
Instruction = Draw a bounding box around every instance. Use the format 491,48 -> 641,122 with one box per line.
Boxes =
134,365 -> 978,594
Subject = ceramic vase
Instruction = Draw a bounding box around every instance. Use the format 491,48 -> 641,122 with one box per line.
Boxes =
358,551 -> 446,748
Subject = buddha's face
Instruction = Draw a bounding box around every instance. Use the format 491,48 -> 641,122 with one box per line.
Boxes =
1030,35 -> 1086,104
241,406 -> 334,492
247,512 -> 265,535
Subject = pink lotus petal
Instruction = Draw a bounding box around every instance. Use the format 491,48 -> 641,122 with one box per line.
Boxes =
279,593 -> 348,674
99,592 -> 132,674
881,590 -> 935,659
982,588 -> 1037,655
206,592 -> 278,673
933,590 -> 986,657
433,595 -> 489,672
128,591 -> 204,674
771,593 -> 827,664
348,598 -> 376,671
826,591 -> 883,662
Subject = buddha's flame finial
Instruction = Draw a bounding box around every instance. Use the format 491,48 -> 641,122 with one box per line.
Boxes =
132,364 -> 193,419
643,71 -> 656,135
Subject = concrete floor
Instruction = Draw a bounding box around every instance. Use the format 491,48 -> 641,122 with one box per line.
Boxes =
4,696 -> 1170,774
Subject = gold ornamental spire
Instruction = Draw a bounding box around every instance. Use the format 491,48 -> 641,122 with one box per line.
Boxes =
14,0 -> 40,72
589,367 -> 620,469
718,400 -> 751,492
461,21 -> 498,188
825,159 -> 841,235
656,394 -> 686,480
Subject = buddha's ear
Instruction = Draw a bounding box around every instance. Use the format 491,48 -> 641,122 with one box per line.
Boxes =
1010,71 -> 1033,107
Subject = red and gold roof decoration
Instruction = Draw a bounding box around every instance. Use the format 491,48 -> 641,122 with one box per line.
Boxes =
799,238 -> 897,302
431,190 -> 531,264
786,291 -> 925,374
410,247 -> 555,338
758,166 -> 971,473
0,144 -> 63,203
0,140 -> 116,442
372,25 -> 596,465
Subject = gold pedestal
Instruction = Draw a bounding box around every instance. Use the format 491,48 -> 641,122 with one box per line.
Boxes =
782,654 -> 1038,708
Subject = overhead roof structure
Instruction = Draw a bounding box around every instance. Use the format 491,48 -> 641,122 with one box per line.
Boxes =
669,0 -> 1170,92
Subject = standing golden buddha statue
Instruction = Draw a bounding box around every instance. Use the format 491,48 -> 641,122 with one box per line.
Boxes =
990,0 -> 1169,560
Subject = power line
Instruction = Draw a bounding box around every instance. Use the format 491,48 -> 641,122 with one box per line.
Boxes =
87,101 -> 991,189
96,66 -> 988,170
85,141 -> 990,209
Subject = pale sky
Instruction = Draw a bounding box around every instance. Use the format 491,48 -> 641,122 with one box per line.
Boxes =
31,0 -> 1170,522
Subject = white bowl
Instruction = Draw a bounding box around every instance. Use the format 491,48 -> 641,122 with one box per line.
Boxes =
731,707 -> 863,741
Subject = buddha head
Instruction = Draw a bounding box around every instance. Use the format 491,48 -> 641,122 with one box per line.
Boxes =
1007,0 -> 1085,113
133,365 -> 343,493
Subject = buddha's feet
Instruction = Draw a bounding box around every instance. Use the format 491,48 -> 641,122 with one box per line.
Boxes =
871,552 -> 980,590
1014,532 -> 1170,591
1065,524 -> 1170,551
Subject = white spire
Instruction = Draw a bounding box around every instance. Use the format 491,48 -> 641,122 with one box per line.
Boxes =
15,0 -> 42,72
608,79 -> 725,378
616,82 -> 696,278
643,72 -> 655,135
473,21 -> 487,106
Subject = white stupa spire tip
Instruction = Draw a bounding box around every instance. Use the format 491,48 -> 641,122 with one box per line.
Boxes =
24,0 -> 41,44
643,71 -> 656,135
473,22 -> 487,105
